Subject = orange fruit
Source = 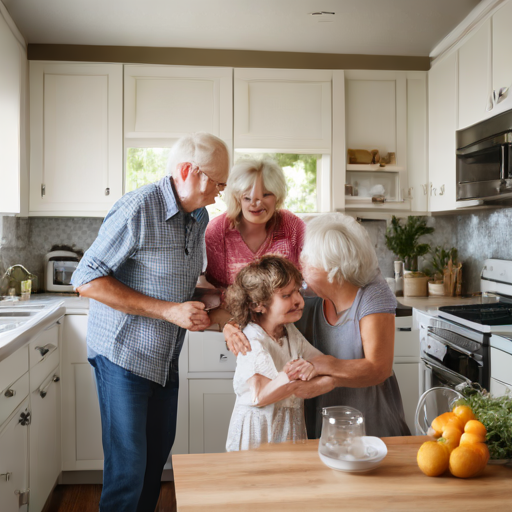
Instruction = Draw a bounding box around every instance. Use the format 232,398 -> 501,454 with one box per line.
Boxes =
440,426 -> 462,453
452,405 -> 476,427
417,441 -> 450,477
449,445 -> 484,478
464,420 -> 487,440
460,432 -> 486,445
471,442 -> 490,468
431,412 -> 462,436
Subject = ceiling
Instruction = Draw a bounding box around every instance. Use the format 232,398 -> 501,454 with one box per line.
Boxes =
4,0 -> 482,56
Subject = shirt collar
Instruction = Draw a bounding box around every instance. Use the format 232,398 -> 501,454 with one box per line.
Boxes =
158,176 -> 205,222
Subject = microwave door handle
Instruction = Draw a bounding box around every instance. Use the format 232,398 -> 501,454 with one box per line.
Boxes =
427,331 -> 483,361
500,145 -> 506,181
422,357 -> 472,386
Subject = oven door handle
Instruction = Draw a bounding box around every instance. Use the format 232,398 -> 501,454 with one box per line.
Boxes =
427,331 -> 483,361
422,356 -> 473,386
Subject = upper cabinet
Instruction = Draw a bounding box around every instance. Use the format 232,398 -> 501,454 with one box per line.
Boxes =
0,10 -> 25,215
429,52 -> 458,212
457,19 -> 492,130
343,71 -> 428,212
124,65 -> 233,148
29,62 -> 123,217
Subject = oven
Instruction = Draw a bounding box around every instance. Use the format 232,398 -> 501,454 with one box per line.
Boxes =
419,315 -> 490,396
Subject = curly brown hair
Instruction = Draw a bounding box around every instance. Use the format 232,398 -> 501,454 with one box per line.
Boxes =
225,255 -> 303,329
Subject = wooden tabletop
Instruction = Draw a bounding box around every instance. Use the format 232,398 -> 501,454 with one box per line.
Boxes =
172,436 -> 512,511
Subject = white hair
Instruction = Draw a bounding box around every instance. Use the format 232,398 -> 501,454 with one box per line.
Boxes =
166,133 -> 229,176
301,213 -> 379,287
224,157 -> 287,223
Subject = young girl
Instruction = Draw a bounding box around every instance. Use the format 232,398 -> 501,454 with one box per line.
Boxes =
224,255 -> 327,452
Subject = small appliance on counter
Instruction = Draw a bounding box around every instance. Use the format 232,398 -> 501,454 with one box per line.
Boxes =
44,250 -> 80,292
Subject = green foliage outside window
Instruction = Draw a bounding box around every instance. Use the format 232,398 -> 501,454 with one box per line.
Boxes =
126,148 -> 170,193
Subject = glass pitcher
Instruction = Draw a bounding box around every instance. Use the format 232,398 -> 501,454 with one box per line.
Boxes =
318,406 -> 367,460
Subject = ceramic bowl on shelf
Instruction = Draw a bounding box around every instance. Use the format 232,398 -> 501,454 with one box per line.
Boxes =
318,436 -> 388,473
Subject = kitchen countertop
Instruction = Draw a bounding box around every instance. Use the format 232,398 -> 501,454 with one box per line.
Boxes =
172,436 -> 512,511
397,294 -> 499,313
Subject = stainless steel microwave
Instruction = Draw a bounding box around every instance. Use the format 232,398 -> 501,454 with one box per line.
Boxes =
456,109 -> 512,202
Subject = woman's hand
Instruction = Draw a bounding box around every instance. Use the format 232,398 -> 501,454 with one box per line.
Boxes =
284,358 -> 318,381
223,322 -> 252,356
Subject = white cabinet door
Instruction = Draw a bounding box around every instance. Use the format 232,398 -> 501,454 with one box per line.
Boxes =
393,362 -> 420,434
61,313 -> 103,470
234,68 -> 332,151
124,65 -> 232,147
491,1 -> 512,116
0,13 -> 23,215
29,62 -> 122,216
0,399 -> 29,512
458,19 -> 492,129
428,52 -> 458,212
189,379 -> 236,454
29,365 -> 61,512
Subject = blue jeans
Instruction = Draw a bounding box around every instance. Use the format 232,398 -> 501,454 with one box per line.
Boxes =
89,355 -> 179,512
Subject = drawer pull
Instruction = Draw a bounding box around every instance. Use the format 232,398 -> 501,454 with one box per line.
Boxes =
39,374 -> 60,399
4,388 -> 16,398
219,354 -> 228,362
19,411 -> 31,426
34,344 -> 55,357
397,327 -> 411,332
0,472 -> 12,481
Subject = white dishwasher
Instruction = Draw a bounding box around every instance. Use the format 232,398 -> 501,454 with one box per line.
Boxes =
489,334 -> 512,397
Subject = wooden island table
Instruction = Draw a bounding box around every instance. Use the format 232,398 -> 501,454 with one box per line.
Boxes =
172,436 -> 512,511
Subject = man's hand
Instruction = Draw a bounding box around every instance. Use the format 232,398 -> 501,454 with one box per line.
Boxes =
283,358 -> 318,381
224,322 -> 252,356
162,301 -> 210,331
293,376 -> 336,399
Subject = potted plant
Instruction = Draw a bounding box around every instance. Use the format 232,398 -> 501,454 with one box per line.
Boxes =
424,246 -> 459,296
385,216 -> 434,272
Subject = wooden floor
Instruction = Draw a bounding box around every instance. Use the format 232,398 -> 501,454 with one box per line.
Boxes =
45,482 -> 177,512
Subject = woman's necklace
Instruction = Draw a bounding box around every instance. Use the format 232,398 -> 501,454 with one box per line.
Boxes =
269,326 -> 287,346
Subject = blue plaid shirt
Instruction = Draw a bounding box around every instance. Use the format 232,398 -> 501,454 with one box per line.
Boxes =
71,176 -> 208,385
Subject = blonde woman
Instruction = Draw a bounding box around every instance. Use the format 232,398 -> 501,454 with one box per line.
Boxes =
205,157 -> 305,289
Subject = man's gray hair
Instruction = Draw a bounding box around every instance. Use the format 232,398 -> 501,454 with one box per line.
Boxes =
301,213 -> 379,287
166,133 -> 229,176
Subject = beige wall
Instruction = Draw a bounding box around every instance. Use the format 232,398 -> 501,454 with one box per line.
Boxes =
28,44 -> 430,70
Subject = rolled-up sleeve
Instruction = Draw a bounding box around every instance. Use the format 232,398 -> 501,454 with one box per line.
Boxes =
71,197 -> 140,289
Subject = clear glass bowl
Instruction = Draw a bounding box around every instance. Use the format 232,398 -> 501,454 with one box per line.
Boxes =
414,387 -> 464,435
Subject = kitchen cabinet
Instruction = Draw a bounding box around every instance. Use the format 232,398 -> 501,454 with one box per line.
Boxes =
392,315 -> 420,433
458,19 -> 492,130
428,52 -> 458,212
29,62 -> 123,217
491,1 -> 512,116
0,399 -> 30,512
0,10 -> 25,215
61,313 -> 103,471
343,71 -> 427,212
489,347 -> 512,397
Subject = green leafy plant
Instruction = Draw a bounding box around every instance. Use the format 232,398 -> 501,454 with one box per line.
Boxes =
385,216 -> 434,271
426,246 -> 458,280
456,385 -> 512,460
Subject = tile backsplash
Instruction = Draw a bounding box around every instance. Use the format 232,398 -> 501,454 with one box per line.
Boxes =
1,206 -> 511,295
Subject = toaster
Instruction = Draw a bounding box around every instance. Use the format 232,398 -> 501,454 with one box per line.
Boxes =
44,250 -> 80,292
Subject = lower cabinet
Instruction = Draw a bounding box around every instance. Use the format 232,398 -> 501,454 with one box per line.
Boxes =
61,313 -> 103,471
188,379 -> 236,454
0,399 -> 30,512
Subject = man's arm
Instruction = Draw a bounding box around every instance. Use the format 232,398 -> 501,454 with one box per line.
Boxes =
77,277 -> 210,331
286,313 -> 395,388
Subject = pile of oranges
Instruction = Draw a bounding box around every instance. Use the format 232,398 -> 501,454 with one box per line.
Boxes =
417,405 -> 490,478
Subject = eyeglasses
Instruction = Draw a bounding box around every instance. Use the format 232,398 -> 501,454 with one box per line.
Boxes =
191,165 -> 227,192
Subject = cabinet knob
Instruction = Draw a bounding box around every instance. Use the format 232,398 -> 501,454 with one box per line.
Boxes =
0,472 -> 12,482
4,388 -> 16,398
35,345 -> 50,357
421,184 -> 428,195
105,188 -> 110,196
18,411 -> 31,426
219,354 -> 228,362
439,184 -> 445,196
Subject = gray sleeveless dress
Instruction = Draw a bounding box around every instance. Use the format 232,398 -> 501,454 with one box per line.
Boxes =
295,272 -> 411,438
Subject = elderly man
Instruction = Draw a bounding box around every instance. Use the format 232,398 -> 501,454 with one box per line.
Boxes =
71,133 -> 229,512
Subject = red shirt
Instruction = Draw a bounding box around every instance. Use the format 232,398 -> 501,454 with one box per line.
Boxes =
205,210 -> 306,288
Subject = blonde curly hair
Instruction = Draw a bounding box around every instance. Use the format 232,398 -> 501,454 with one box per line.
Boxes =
225,255 -> 303,329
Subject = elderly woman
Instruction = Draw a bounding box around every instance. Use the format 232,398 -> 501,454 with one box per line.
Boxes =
205,157 -> 305,289
225,213 -> 410,438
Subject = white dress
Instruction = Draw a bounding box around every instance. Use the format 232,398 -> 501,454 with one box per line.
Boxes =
225,322 -> 323,452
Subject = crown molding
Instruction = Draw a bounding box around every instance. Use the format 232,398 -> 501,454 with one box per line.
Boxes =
0,0 -> 26,50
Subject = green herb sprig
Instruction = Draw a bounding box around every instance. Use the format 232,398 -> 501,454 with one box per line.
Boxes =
456,387 -> 512,460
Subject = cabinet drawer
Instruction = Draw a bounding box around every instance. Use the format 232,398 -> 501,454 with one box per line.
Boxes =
30,348 -> 60,392
188,331 -> 236,372
29,324 -> 59,368
0,345 -> 28,393
394,317 -> 419,359
490,347 -> 512,387
0,371 -> 29,427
